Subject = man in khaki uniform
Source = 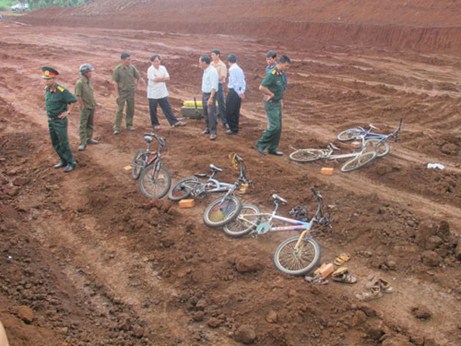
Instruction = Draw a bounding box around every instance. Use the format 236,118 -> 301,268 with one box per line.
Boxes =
112,52 -> 140,135
211,49 -> 228,129
75,64 -> 98,150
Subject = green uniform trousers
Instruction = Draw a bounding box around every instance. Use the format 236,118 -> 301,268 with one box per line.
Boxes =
79,107 -> 95,145
256,101 -> 282,152
114,93 -> 135,131
48,117 -> 75,165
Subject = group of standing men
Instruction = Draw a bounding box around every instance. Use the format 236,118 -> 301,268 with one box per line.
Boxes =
41,49 -> 290,173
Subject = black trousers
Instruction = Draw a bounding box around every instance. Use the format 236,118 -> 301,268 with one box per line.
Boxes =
225,89 -> 241,133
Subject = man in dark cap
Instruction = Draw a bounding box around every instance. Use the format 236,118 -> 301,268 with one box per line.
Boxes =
255,55 -> 291,156
112,52 -> 141,135
225,54 -> 246,135
41,66 -> 78,173
75,63 -> 97,151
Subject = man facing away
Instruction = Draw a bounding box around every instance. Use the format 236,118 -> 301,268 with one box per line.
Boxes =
75,63 -> 98,151
41,66 -> 78,173
199,55 -> 219,140
211,49 -> 228,129
225,54 -> 246,135
255,55 -> 291,156
112,52 -> 140,135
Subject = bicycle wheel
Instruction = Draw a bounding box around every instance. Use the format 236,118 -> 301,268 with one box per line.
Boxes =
139,163 -> 172,199
366,139 -> 390,158
337,128 -> 362,142
131,149 -> 146,180
223,204 -> 260,238
203,195 -> 242,228
289,149 -> 324,162
168,177 -> 200,201
273,235 -> 321,276
341,151 -> 377,172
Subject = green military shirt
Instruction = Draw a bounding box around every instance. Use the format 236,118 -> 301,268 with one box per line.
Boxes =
45,83 -> 77,119
112,64 -> 140,97
75,77 -> 96,109
261,68 -> 285,102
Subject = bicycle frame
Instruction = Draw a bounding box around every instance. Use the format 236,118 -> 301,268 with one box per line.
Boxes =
342,118 -> 403,143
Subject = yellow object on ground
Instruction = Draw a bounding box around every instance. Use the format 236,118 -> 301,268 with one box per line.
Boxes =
183,100 -> 203,107
179,199 -> 195,208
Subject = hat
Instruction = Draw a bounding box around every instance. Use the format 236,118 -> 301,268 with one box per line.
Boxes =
120,52 -> 131,59
41,66 -> 59,79
79,63 -> 94,75
266,50 -> 277,58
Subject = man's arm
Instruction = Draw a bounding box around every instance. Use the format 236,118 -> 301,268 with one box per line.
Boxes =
259,84 -> 274,101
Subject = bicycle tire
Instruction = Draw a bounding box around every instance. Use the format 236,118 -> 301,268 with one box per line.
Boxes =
223,204 -> 260,238
203,195 -> 242,228
337,128 -> 362,142
289,149 -> 324,162
139,163 -> 171,199
131,149 -> 146,180
341,151 -> 377,172
168,176 -> 200,201
366,139 -> 390,158
273,235 -> 321,276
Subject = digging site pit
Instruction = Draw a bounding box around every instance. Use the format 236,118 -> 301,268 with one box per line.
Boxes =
0,1 -> 461,345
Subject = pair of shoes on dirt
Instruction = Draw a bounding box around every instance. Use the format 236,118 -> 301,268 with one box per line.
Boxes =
334,253 -> 351,266
355,274 -> 393,301
331,267 -> 357,284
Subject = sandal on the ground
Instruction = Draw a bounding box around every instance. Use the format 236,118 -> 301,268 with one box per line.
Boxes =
172,121 -> 186,127
355,288 -> 383,301
366,275 -> 393,293
334,253 -> 351,266
331,267 -> 357,284
377,278 -> 393,293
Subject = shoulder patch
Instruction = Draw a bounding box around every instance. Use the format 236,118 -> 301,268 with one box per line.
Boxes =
57,86 -> 65,92
271,69 -> 277,75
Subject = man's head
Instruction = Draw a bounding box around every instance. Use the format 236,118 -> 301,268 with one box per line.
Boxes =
266,50 -> 277,67
210,49 -> 221,62
199,55 -> 211,69
79,63 -> 94,78
41,66 -> 58,87
150,54 -> 161,68
227,54 -> 237,66
277,55 -> 291,71
121,52 -> 131,65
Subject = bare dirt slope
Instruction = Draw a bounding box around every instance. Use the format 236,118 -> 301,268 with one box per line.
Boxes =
1,1 -> 461,345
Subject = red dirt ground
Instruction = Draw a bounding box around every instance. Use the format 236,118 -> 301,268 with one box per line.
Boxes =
1,1 -> 461,345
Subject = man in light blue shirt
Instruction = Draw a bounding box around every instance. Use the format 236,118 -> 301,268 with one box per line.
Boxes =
225,54 -> 246,135
199,55 -> 219,140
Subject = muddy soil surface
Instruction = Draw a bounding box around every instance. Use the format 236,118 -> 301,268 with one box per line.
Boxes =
1,5 -> 461,346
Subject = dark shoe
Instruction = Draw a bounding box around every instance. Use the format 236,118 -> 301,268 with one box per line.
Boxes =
53,162 -> 66,169
255,144 -> 266,156
127,127 -> 136,131
78,144 -> 86,151
210,134 -> 217,140
225,129 -> 238,135
268,150 -> 284,156
113,130 -> 120,135
87,139 -> 98,145
63,163 -> 76,173
202,128 -> 210,135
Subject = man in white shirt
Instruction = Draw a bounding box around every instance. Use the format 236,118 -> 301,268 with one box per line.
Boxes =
199,55 -> 219,140
147,54 -> 185,129
225,54 -> 246,135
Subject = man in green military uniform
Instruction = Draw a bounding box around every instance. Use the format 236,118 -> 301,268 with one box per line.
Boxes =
75,64 -> 98,151
42,66 -> 78,173
256,55 -> 291,156
112,52 -> 141,135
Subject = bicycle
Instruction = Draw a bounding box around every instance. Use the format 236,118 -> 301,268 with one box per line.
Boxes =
135,133 -> 172,199
202,153 -> 251,228
336,118 -> 403,157
223,188 -> 330,276
168,164 -> 233,201
289,136 -> 378,172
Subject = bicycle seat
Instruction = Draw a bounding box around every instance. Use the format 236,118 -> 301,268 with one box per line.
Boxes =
195,173 -> 208,178
272,194 -> 287,204
143,135 -> 153,143
209,164 -> 223,172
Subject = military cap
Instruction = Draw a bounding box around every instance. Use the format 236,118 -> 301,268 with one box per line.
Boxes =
41,66 -> 59,79
120,52 -> 131,59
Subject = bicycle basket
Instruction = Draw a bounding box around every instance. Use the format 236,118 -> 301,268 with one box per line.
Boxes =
289,206 -> 309,222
